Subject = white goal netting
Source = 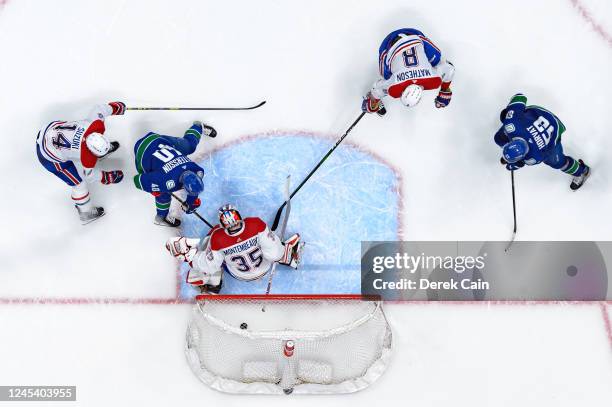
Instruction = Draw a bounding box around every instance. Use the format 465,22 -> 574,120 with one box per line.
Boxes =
185,295 -> 392,394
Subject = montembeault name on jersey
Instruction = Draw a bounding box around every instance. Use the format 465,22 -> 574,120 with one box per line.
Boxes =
222,237 -> 259,256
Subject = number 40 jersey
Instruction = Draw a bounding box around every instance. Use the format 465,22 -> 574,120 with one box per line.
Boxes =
192,217 -> 285,282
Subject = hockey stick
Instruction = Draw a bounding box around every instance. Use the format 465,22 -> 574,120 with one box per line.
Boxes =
505,170 -> 517,252
127,101 -> 266,111
270,111 -> 366,230
264,175 -> 292,300
170,193 -> 214,228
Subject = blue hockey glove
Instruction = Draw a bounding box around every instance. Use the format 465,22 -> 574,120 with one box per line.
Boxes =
185,198 -> 201,214
505,161 -> 524,171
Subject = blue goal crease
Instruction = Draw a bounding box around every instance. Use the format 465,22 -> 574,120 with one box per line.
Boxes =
178,133 -> 400,297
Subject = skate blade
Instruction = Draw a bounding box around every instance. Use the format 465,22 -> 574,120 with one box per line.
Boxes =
80,212 -> 106,225
571,168 -> 591,192
153,219 -> 181,227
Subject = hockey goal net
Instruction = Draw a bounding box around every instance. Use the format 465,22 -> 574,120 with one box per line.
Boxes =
185,294 -> 392,395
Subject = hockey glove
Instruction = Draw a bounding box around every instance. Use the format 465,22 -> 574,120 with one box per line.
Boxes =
185,197 -> 201,214
166,236 -> 200,263
505,161 -> 525,171
193,121 -> 218,138
279,234 -> 304,269
435,88 -> 452,108
101,170 -> 124,185
361,92 -> 386,116
108,101 -> 126,115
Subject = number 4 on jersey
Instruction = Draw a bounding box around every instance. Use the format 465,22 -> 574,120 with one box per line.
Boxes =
52,133 -> 71,149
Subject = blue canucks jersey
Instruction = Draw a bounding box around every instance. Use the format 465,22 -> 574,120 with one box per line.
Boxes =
133,123 -> 204,194
497,94 -> 566,165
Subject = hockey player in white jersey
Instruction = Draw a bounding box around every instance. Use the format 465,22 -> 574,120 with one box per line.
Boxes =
165,204 -> 303,293
36,102 -> 125,224
362,28 -> 455,115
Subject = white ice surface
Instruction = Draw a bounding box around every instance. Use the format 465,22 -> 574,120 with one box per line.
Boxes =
0,0 -> 611,405
0,303 -> 610,406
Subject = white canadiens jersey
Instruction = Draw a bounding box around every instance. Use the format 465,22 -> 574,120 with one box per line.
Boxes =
192,217 -> 284,281
36,104 -> 112,168
372,34 -> 445,99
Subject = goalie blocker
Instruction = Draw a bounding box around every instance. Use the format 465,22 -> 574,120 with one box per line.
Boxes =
165,204 -> 304,293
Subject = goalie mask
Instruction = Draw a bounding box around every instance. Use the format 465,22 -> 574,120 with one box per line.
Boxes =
219,204 -> 243,235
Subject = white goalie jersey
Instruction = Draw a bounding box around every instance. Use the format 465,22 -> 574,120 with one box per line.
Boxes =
166,217 -> 305,290
198,217 -> 284,282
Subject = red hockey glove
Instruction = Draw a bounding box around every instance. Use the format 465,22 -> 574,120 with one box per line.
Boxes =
101,170 -> 124,185
361,92 -> 386,116
109,101 -> 126,115
435,87 -> 452,108
185,198 -> 201,214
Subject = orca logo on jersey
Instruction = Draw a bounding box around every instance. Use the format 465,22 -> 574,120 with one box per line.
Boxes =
166,180 -> 175,190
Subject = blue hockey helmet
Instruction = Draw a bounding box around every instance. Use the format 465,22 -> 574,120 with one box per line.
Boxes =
181,170 -> 204,196
502,138 -> 529,163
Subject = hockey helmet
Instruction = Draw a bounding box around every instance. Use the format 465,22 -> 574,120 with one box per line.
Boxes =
85,132 -> 111,157
400,84 -> 424,107
219,204 -> 243,234
503,138 -> 529,163
181,171 -> 204,196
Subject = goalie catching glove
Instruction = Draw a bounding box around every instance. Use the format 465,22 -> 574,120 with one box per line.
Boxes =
278,233 -> 304,269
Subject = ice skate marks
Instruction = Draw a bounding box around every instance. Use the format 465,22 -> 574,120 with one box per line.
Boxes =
179,133 -> 402,297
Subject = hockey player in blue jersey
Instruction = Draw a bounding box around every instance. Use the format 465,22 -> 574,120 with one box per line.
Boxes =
362,28 -> 455,115
133,121 -> 217,226
494,93 -> 591,191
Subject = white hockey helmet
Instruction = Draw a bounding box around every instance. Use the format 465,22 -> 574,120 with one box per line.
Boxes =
400,84 -> 424,107
85,132 -> 111,157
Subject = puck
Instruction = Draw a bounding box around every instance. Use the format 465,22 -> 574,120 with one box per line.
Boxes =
240,322 -> 248,330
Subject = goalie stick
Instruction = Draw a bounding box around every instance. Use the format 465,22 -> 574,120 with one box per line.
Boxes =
127,101 -> 266,111
264,175 -> 292,298
270,111 -> 366,230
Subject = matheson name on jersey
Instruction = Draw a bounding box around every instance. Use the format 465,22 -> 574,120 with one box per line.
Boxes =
396,68 -> 432,82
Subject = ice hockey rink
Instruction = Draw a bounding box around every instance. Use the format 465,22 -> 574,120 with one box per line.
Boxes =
1,0 -> 611,405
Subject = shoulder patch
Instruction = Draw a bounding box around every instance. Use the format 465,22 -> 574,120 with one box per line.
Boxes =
504,123 -> 516,134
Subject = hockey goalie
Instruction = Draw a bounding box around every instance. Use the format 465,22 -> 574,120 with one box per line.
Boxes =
165,204 -> 304,293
